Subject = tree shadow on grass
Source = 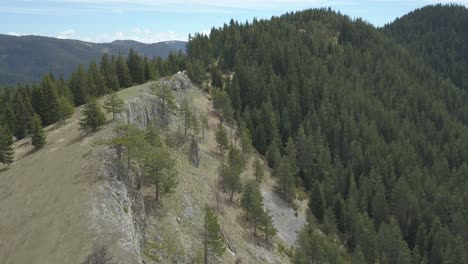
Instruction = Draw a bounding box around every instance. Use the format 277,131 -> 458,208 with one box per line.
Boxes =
66,130 -> 99,146
0,167 -> 10,173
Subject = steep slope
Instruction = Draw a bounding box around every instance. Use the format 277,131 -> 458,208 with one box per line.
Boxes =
383,4 -> 468,91
0,73 -> 295,263
0,34 -> 186,85
187,8 -> 468,263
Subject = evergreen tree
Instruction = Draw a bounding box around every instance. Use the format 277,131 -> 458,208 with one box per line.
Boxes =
39,75 -> 60,125
79,98 -> 106,132
30,114 -> 46,149
57,96 -> 74,126
212,89 -> 233,124
372,184 -> 390,229
215,124 -> 228,158
277,156 -> 295,198
140,142 -> 177,201
116,55 -> 132,88
254,158 -> 264,182
204,207 -> 225,263
323,207 -> 337,235
70,65 -> 89,105
103,91 -> 125,120
310,181 -> 325,222
127,48 -> 145,84
200,114 -> 209,139
265,140 -> 281,168
0,125 -> 14,165
261,209 -> 277,242
240,126 -> 253,160
241,182 -> 255,221
88,61 -> 107,96
179,97 -> 192,135
225,146 -> 242,201
151,84 -> 177,125
144,58 -> 154,81
190,136 -> 200,167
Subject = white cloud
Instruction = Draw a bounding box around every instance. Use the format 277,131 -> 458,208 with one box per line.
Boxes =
6,32 -> 21,36
88,28 -> 188,43
57,29 -> 77,39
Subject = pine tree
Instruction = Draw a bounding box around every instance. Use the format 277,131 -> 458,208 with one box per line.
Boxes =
57,97 -> 74,126
190,136 -> 200,167
144,58 -> 153,81
266,140 -> 281,168
277,156 -> 294,198
261,209 -> 277,242
30,114 -> 46,149
240,126 -> 253,160
88,61 -> 107,96
116,55 -> 132,88
140,143 -> 177,201
200,114 -> 209,139
151,84 -> 177,126
103,91 -> 125,120
212,89 -> 233,125
79,98 -> 106,132
372,184 -> 389,229
0,125 -> 14,165
179,97 -> 192,135
127,48 -> 145,84
254,158 -> 264,182
40,75 -> 60,125
225,146 -> 242,202
323,207 -> 337,235
204,207 -> 225,263
241,182 -> 255,221
310,181 -> 325,222
215,124 -> 228,158
70,65 -> 89,105
250,183 -> 265,237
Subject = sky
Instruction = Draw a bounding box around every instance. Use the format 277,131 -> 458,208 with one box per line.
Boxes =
0,0 -> 466,43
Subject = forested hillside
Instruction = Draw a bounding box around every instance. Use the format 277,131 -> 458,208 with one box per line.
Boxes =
0,49 -> 185,141
186,8 -> 468,263
383,4 -> 468,92
0,34 -> 186,85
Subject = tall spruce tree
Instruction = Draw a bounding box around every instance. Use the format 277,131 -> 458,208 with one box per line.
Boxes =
79,98 -> 106,132
204,207 -> 225,263
0,125 -> 14,165
70,65 -> 89,105
116,55 -> 132,88
103,91 -> 125,121
30,114 -> 46,149
127,48 -> 145,84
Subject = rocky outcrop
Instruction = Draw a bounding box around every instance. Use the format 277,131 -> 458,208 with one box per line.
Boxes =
117,71 -> 193,129
90,72 -> 194,263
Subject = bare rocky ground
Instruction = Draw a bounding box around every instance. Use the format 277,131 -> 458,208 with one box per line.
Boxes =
0,73 -> 306,264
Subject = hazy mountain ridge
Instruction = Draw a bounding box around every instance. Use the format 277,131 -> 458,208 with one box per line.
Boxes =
0,34 -> 186,85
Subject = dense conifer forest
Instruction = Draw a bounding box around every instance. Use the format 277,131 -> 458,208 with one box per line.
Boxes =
383,4 -> 468,92
186,7 -> 468,263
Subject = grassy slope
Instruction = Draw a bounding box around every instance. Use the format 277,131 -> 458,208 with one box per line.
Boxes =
141,83 -> 306,263
0,77 -> 303,264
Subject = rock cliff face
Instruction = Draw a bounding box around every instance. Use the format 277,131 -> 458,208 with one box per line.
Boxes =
89,72 -> 192,263
117,71 -> 193,128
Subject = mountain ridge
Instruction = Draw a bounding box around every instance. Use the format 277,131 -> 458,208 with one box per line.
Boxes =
0,34 -> 187,85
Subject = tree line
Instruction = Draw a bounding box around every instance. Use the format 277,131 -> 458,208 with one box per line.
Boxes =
0,49 -> 186,165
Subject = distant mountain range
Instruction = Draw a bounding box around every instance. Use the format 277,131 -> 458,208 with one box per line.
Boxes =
0,34 -> 187,85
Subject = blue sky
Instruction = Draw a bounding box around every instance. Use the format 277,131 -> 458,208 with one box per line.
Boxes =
0,0 -> 466,43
